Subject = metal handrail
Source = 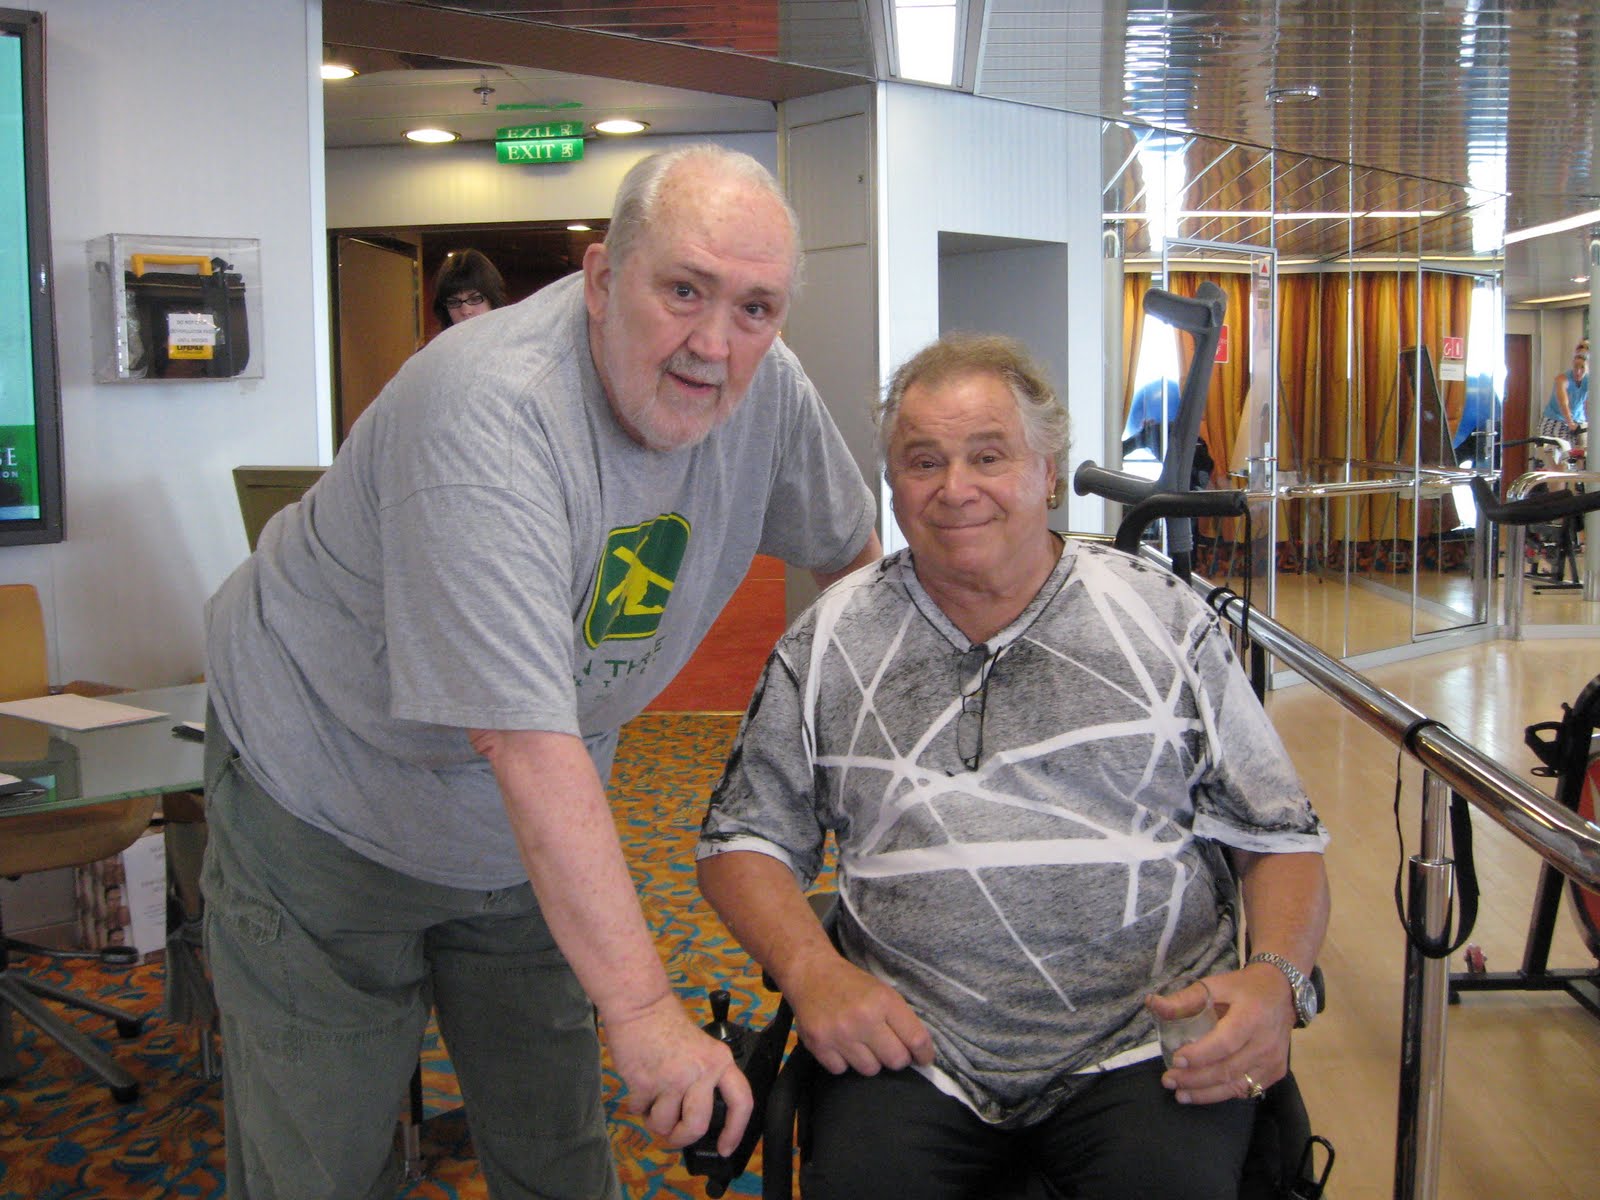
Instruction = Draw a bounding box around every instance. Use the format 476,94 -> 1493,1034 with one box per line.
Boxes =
1280,477 -> 1419,499
1508,469 -> 1600,500
1183,565 -> 1600,1200
1192,572 -> 1600,900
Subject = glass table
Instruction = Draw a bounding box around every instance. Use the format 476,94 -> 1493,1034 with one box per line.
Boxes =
0,684 -> 206,816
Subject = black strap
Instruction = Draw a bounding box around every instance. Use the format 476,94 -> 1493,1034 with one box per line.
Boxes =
1390,718 -> 1480,958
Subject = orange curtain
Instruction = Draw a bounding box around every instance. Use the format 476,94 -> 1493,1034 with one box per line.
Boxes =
1121,273 -> 1151,421
1119,266 -> 1476,568
1333,269 -> 1476,549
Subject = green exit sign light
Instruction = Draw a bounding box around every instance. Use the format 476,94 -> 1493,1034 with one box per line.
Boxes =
496,136 -> 585,164
496,121 -> 585,141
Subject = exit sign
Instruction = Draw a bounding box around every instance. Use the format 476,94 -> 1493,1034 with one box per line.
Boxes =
496,137 -> 585,164
496,121 -> 584,141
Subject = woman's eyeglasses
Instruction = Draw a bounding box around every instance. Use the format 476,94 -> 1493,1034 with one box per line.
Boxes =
443,292 -> 487,310
956,644 -> 994,771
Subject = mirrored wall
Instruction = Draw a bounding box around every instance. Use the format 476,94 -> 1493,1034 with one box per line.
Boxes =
1102,121 -> 1507,662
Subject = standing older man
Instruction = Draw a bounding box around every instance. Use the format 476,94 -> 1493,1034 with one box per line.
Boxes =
698,333 -> 1327,1200
201,145 -> 880,1200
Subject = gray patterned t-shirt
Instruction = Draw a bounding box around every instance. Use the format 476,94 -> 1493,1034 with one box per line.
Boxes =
699,540 -> 1327,1126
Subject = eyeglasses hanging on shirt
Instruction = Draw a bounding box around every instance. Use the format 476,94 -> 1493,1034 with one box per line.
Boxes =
956,644 -> 1001,771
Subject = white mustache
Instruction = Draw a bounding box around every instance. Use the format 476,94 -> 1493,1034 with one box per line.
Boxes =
665,352 -> 726,387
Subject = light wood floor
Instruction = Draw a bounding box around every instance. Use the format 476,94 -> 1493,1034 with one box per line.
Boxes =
1268,637 -> 1600,1200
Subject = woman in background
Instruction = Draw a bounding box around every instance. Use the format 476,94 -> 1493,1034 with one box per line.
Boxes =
431,248 -> 507,329
1541,339 -> 1589,446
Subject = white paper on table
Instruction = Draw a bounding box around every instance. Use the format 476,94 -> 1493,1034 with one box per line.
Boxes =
0,693 -> 169,730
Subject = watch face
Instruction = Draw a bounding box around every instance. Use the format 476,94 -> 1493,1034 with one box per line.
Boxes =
1295,981 -> 1317,1022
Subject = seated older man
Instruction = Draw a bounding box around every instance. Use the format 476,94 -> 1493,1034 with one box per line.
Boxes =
696,333 -> 1330,1200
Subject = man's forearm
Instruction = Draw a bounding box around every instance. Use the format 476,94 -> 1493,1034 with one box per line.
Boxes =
474,727 -> 673,1022
1231,850 -> 1330,976
697,849 -> 838,988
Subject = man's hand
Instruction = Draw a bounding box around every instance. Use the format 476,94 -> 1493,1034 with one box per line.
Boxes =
603,994 -> 754,1156
785,953 -> 934,1076
1149,964 -> 1295,1105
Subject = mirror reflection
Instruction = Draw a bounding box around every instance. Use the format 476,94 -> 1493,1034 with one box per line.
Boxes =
1099,118 -> 1550,667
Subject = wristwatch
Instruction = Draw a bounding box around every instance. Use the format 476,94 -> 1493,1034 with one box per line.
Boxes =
1248,952 -> 1318,1027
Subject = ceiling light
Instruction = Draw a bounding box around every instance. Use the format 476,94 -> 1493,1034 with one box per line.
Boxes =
1504,208 -> 1600,244
404,127 -> 459,144
1573,275 -> 1591,285
1267,84 -> 1320,104
1102,209 -> 1444,222
567,223 -> 592,232
321,62 -> 357,80
594,118 -> 648,135
1521,291 -> 1592,306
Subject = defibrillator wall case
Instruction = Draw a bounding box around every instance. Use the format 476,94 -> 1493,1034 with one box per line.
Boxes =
88,234 -> 263,382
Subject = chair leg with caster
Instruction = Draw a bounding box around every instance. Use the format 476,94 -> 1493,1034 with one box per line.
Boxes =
0,973 -> 141,1103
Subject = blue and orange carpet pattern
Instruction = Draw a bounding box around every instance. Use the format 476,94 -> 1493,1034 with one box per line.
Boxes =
1,711 -> 798,1200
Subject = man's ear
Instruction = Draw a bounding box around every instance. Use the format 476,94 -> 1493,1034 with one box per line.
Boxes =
582,242 -> 611,322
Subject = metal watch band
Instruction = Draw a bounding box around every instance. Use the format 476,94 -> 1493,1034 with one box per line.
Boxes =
1248,951 -> 1316,1026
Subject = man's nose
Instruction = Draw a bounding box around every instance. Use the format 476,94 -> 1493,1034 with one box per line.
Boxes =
685,306 -> 734,362
937,461 -> 980,500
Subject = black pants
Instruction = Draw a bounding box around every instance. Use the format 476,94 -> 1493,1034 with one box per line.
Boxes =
801,1059 -> 1254,1200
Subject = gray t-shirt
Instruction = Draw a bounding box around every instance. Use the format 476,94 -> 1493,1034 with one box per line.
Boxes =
206,273 -> 876,890
699,541 -> 1327,1127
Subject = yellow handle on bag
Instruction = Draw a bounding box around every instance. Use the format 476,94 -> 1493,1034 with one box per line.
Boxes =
129,253 -> 213,277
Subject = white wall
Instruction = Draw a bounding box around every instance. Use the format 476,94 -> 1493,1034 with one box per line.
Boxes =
325,133 -> 777,229
778,85 -> 879,619
939,239 -> 1073,416
2,0 -> 327,689
878,84 -> 1109,535
0,0 -> 325,936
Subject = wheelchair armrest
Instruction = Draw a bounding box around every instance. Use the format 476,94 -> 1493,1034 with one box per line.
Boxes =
761,1041 -> 818,1200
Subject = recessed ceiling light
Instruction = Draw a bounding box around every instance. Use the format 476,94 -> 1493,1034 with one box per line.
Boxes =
1504,207 -> 1600,244
404,128 -> 460,144
1266,84 -> 1320,104
594,118 -> 649,135
567,223 -> 592,232
321,63 -> 357,81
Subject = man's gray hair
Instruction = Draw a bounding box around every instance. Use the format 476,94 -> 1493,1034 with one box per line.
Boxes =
877,333 -> 1071,478
605,145 -> 804,289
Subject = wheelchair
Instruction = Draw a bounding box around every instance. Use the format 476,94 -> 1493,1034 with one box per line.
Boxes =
686,895 -> 1333,1200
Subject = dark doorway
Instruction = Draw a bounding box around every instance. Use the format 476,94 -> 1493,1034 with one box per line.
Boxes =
416,222 -> 607,342
328,221 -> 608,446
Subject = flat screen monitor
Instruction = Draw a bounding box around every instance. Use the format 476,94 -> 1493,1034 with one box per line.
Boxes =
232,465 -> 325,551
0,9 -> 61,546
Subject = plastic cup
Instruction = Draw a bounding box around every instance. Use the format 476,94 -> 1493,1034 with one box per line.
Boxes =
1155,980 -> 1217,1068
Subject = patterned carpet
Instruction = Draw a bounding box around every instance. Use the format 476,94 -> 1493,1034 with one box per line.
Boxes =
1,711 -> 792,1200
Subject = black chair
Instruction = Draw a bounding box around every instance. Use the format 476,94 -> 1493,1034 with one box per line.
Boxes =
687,895 -> 1333,1200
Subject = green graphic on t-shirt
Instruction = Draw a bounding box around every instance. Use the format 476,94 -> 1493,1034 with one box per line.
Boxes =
583,513 -> 690,648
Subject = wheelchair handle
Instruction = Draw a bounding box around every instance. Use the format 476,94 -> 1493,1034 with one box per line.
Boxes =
1114,489 -> 1249,554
